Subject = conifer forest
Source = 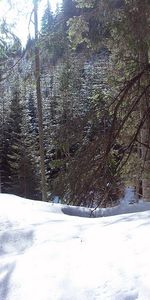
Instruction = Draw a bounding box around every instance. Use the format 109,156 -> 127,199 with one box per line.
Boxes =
0,0 -> 150,207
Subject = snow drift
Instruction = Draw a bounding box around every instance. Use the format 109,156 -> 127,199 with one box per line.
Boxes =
0,192 -> 150,299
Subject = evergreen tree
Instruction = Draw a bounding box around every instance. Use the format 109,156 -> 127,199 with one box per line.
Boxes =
41,0 -> 54,34
0,86 -> 38,199
33,0 -> 47,201
0,121 -> 11,193
7,88 -> 23,194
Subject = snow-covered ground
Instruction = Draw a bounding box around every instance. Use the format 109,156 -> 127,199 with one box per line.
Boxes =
0,190 -> 150,300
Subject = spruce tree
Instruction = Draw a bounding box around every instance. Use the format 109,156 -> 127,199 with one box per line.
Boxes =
5,88 -> 24,195
33,0 -> 47,201
41,0 -> 54,34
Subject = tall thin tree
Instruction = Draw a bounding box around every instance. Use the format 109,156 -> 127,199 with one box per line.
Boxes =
33,0 -> 47,201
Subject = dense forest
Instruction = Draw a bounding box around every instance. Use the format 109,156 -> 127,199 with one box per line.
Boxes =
0,0 -> 149,207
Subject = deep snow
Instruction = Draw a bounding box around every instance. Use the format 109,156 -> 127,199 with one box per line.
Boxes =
0,190 -> 150,300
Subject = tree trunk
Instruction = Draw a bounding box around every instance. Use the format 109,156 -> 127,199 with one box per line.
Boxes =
33,0 -> 47,201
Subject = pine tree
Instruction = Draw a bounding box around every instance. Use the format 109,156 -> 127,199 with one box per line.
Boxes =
6,88 -> 22,194
0,121 -> 11,193
33,0 -> 47,201
41,0 -> 54,34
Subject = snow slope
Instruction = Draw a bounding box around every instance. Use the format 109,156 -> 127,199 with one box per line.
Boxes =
0,193 -> 150,300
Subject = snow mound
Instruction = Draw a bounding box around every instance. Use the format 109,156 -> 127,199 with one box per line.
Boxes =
0,193 -> 150,300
